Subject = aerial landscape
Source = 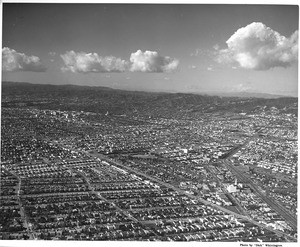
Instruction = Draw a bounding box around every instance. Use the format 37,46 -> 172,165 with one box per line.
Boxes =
0,3 -> 298,244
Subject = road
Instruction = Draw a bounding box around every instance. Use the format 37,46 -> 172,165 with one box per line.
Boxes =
223,160 -> 297,230
1,167 -> 37,240
46,143 -> 297,241
206,165 -> 249,217
71,165 -> 160,237
219,135 -> 297,231
86,151 -> 296,241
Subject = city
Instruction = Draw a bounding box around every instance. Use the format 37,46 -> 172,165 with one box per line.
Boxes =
0,82 -> 297,242
1,3 -> 298,244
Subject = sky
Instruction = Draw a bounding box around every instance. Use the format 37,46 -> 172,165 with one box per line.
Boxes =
1,3 -> 299,96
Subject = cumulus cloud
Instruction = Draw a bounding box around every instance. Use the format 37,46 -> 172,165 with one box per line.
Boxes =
61,51 -> 128,73
189,65 -> 197,69
60,50 -> 179,74
190,48 -> 202,57
217,22 -> 298,70
2,47 -> 46,72
213,44 -> 220,50
190,48 -> 213,57
49,51 -> 56,56
130,50 -> 179,73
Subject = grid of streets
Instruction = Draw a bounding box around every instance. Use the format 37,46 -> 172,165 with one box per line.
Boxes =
0,95 -> 297,242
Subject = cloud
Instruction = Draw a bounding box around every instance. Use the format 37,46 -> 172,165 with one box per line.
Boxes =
213,44 -> 219,50
130,50 -> 179,72
49,51 -> 56,56
2,47 -> 46,72
216,22 -> 298,70
190,48 -> 213,57
49,52 -> 56,62
60,50 -> 179,74
61,51 -> 128,73
189,65 -> 197,69
233,82 -> 252,92
207,67 -> 213,71
190,48 -> 202,57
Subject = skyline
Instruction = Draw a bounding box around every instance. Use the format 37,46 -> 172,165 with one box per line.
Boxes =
1,3 -> 299,96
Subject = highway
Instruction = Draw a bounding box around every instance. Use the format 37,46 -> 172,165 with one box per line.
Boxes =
86,151 -> 296,241
206,165 -> 249,217
223,160 -> 297,230
219,135 -> 297,231
44,143 -> 297,241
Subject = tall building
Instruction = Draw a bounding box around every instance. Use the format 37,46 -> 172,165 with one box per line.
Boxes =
227,184 -> 237,193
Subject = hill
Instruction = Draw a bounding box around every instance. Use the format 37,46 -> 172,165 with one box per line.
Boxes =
2,81 -> 297,117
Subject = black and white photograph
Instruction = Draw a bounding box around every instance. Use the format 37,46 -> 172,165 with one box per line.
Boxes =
0,0 -> 298,245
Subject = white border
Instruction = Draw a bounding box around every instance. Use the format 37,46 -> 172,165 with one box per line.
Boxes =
0,1 -> 299,246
